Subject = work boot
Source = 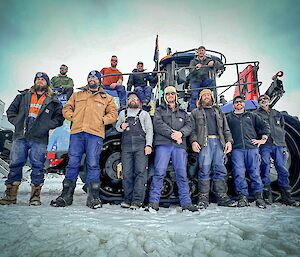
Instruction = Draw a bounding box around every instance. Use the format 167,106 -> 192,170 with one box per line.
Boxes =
182,204 -> 199,212
130,202 -> 142,210
263,186 -> 273,205
120,202 -> 131,208
255,192 -> 266,209
0,182 -> 21,205
50,179 -> 76,207
280,187 -> 299,206
146,202 -> 159,211
237,194 -> 250,207
213,180 -> 237,207
197,179 -> 210,209
29,184 -> 43,206
86,182 -> 102,209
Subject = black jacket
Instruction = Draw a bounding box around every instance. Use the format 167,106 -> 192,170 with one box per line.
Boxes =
226,111 -> 270,149
188,56 -> 214,83
6,88 -> 64,145
255,107 -> 286,146
153,103 -> 192,150
127,69 -> 157,91
190,105 -> 233,148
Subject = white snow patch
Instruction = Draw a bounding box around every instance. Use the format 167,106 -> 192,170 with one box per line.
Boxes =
0,172 -> 300,257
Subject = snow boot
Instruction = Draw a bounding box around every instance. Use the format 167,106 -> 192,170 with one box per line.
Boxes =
213,180 -> 237,207
182,204 -> 199,212
262,186 -> 273,205
197,180 -> 210,209
145,202 -> 159,211
50,179 -> 76,207
237,194 -> 250,207
255,192 -> 266,209
0,182 -> 21,205
86,182 -> 102,209
280,188 -> 299,206
120,202 -> 131,208
29,184 -> 43,206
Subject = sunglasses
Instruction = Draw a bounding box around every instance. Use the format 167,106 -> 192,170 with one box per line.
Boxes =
234,100 -> 244,104
166,92 -> 176,96
60,67 -> 67,70
111,59 -> 118,62
259,97 -> 268,102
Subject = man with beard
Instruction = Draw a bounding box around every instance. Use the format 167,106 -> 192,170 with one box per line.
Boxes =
226,95 -> 270,208
116,92 -> 153,209
147,86 -> 199,212
0,72 -> 64,206
50,64 -> 74,100
101,55 -> 126,109
256,94 -> 298,206
188,46 -> 215,111
51,70 -> 118,209
190,89 -> 236,209
127,61 -> 157,111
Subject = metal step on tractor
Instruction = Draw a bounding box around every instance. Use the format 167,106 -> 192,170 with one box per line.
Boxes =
1,47 -> 299,205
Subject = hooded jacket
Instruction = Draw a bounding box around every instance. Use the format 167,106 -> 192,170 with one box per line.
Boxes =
153,103 -> 192,150
62,86 -> 118,138
6,87 -> 64,144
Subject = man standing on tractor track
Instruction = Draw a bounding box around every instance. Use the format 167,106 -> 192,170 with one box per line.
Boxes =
51,70 -> 118,209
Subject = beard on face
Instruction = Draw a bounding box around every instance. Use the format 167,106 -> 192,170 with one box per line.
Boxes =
129,100 -> 139,108
34,83 -> 47,92
88,81 -> 99,90
201,98 -> 213,107
60,71 -> 67,75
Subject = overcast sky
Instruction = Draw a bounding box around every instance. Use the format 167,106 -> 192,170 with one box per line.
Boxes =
0,0 -> 299,117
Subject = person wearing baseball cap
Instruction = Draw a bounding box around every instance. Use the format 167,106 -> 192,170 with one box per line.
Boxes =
226,95 -> 270,208
190,89 -> 236,208
116,91 -> 153,209
51,70 -> 118,209
256,94 -> 298,206
1,72 -> 64,206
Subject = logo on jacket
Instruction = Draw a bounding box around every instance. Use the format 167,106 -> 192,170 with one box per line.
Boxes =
45,109 -> 50,113
179,118 -> 183,122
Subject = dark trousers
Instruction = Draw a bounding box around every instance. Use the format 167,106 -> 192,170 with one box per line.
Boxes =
134,86 -> 152,103
121,147 -> 148,204
189,79 -> 214,111
6,138 -> 47,186
102,85 -> 126,106
260,145 -> 290,188
149,145 -> 192,207
231,148 -> 263,196
65,132 -> 103,185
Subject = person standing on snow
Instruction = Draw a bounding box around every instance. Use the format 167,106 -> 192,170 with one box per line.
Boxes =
226,95 -> 270,208
50,64 -> 74,100
147,86 -> 199,212
256,94 -> 299,206
190,89 -> 236,209
0,72 -> 64,206
116,92 -> 153,209
51,70 -> 118,209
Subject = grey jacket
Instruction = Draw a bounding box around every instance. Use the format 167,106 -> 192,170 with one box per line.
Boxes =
190,105 -> 233,148
255,107 -> 286,146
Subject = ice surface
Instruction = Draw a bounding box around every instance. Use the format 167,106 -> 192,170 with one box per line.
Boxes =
0,171 -> 300,257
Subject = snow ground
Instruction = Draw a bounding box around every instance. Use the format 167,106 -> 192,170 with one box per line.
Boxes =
0,170 -> 300,257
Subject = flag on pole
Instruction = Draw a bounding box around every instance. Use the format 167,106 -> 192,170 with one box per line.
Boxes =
153,35 -> 159,70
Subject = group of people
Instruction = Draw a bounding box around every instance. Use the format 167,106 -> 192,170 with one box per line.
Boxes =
0,48 -> 298,211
